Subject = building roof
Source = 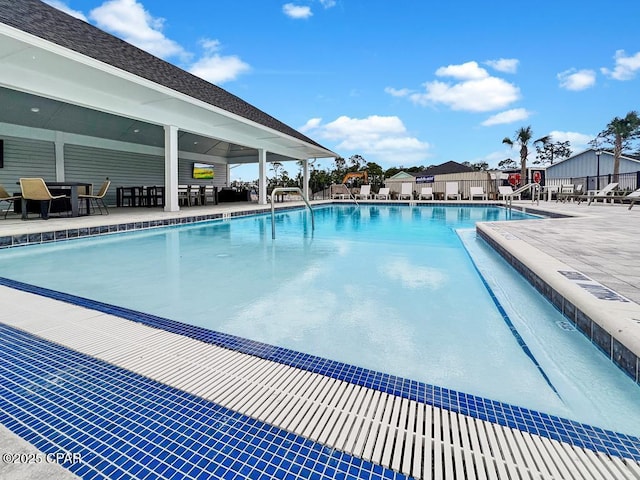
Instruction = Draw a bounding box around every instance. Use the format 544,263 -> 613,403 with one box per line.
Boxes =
1,0 -> 331,154
412,161 -> 475,176
548,148 -> 640,169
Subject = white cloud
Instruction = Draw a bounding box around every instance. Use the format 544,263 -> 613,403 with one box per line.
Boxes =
43,0 -> 88,21
410,77 -> 520,112
188,38 -> 250,84
283,3 -> 313,19
601,50 -> 640,81
485,58 -> 519,74
319,0 -> 337,7
544,131 -> 593,151
384,87 -> 412,97
557,69 -> 596,91
392,61 -> 521,112
481,108 -> 530,126
435,61 -> 489,80
90,0 -> 188,60
301,115 -> 430,165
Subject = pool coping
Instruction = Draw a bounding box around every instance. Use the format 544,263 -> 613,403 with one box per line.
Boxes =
476,221 -> 640,386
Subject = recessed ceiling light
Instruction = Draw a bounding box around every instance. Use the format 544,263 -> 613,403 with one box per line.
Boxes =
133,129 -> 140,133
30,107 -> 40,113
193,141 -> 198,145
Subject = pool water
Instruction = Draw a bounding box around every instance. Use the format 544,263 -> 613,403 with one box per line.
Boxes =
1,205 -> 639,436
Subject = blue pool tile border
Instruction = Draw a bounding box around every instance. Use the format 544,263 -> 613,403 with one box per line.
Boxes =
0,202 -> 564,249
0,324 -> 407,480
1,276 -> 639,462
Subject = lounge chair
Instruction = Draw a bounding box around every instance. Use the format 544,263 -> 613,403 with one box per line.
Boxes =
445,182 -> 460,200
398,182 -> 413,200
469,186 -> 487,200
556,184 -> 583,203
578,182 -> 619,205
0,184 -> 21,218
375,187 -> 390,200
355,184 -> 371,200
19,177 -> 69,219
419,187 -> 433,200
623,188 -> 640,210
79,178 -> 111,215
498,185 -> 521,200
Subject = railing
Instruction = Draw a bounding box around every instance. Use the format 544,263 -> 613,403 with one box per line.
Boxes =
546,171 -> 639,193
505,183 -> 540,209
328,184 -> 359,205
270,187 -> 314,239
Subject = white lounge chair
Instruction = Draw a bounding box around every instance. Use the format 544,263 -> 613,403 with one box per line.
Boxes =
398,182 -> 413,200
419,187 -> 433,200
469,186 -> 487,200
498,185 -> 521,200
445,182 -> 460,200
356,184 -> 371,200
580,182 -> 619,205
623,188 -> 640,210
375,187 -> 390,200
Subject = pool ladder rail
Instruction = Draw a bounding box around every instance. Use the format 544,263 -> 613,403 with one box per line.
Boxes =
270,187 -> 315,239
505,182 -> 541,209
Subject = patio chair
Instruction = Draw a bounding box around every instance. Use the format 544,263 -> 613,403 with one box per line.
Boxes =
178,185 -> 190,206
375,187 -> 390,200
189,185 -> 203,206
79,178 -> 111,215
623,188 -> 640,210
398,182 -> 413,200
469,186 -> 487,200
203,185 -> 216,205
419,187 -> 433,200
19,177 -> 69,219
578,182 -> 619,205
498,185 -> 521,200
0,184 -> 21,218
556,184 -> 583,203
355,184 -> 371,200
445,182 -> 460,200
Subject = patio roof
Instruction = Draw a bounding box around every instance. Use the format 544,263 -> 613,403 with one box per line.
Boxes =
0,0 -> 336,163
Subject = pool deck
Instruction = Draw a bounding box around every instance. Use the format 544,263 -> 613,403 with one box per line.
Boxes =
1,198 -> 640,479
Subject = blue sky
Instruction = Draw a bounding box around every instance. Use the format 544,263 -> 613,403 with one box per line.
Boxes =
46,0 -> 640,181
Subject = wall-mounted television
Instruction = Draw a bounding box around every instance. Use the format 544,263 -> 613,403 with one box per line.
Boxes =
192,162 -> 214,179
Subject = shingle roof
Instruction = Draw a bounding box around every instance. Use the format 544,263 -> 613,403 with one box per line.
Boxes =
1,0 -> 331,153
412,161 -> 474,176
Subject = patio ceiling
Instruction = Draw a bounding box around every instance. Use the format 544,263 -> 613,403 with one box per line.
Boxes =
0,21 -> 334,164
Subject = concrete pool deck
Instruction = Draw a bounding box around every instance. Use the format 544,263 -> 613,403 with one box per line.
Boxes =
1,198 -> 640,479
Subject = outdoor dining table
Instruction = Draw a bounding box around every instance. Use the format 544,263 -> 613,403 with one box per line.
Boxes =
19,180 -> 92,219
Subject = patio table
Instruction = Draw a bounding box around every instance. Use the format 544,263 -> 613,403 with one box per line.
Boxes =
19,180 -> 92,219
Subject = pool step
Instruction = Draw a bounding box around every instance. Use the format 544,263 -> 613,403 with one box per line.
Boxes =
3,286 -> 640,480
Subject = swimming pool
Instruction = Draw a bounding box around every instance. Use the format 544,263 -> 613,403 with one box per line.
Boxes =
1,205 -> 639,437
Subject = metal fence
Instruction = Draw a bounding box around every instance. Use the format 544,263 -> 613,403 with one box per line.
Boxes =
546,171 -> 640,193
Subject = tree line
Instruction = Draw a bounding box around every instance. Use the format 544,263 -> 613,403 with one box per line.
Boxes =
236,110 -> 640,192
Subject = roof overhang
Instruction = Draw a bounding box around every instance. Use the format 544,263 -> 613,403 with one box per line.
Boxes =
0,23 -> 336,162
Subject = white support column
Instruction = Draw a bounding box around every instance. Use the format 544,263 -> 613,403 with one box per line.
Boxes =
302,158 -> 310,200
226,164 -> 231,186
54,131 -> 65,181
258,149 -> 267,205
164,125 -> 179,212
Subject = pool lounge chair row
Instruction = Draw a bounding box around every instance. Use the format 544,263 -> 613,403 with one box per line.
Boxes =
577,183 -> 640,209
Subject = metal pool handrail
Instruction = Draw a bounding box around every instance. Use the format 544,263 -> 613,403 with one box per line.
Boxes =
505,182 -> 540,208
270,187 -> 315,239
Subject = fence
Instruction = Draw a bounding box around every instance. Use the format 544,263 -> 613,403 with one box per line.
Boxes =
546,171 -> 640,193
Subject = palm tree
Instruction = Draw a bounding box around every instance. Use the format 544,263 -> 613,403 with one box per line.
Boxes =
502,126 -> 533,186
597,111 -> 640,180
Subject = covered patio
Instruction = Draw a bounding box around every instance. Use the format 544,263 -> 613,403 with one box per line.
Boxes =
0,0 -> 335,217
